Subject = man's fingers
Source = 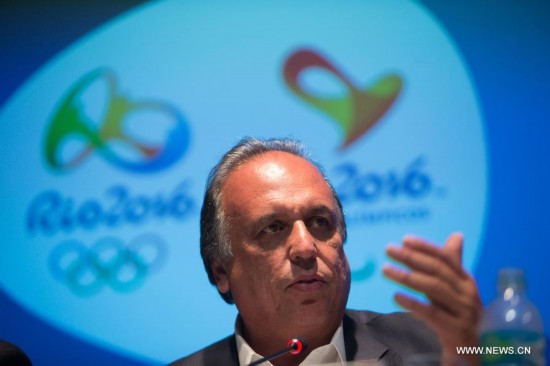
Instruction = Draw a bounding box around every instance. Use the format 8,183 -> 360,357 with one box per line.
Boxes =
402,234 -> 466,278
393,292 -> 457,331
386,233 -> 483,358
442,232 -> 464,267
386,245 -> 463,290
394,293 -> 480,352
383,265 -> 463,315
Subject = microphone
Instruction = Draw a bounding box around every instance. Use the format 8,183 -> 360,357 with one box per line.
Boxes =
247,337 -> 308,366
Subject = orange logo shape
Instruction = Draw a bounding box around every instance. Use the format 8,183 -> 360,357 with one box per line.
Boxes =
283,49 -> 403,148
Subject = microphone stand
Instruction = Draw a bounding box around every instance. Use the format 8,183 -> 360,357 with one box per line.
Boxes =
247,337 -> 307,366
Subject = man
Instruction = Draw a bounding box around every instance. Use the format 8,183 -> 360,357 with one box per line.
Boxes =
171,138 -> 481,366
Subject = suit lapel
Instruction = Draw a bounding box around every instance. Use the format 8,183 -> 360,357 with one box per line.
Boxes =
202,335 -> 239,366
344,311 -> 389,363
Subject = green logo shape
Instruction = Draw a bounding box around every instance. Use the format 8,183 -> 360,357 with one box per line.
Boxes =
44,68 -> 189,173
283,49 -> 402,148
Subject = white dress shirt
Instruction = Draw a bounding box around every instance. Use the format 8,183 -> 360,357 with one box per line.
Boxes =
235,321 -> 346,366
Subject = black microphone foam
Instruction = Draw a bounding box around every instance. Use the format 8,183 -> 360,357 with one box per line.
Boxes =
247,336 -> 308,366
287,336 -> 308,355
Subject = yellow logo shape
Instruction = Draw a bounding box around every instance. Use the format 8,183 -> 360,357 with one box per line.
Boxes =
283,49 -> 402,148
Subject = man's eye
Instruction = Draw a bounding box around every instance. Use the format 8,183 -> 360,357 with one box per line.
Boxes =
262,222 -> 284,234
310,216 -> 330,228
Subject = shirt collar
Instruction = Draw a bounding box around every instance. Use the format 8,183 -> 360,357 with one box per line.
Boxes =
235,317 -> 346,365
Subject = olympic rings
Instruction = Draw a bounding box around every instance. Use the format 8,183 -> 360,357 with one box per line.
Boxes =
49,234 -> 167,296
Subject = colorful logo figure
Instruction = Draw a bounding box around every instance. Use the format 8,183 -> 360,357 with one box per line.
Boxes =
283,49 -> 402,148
45,68 -> 189,173
49,234 -> 167,296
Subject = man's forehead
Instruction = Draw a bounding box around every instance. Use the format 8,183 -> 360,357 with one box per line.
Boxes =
220,151 -> 332,209
255,160 -> 287,181
235,151 -> 319,178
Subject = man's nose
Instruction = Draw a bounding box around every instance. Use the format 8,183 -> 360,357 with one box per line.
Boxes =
288,221 -> 317,268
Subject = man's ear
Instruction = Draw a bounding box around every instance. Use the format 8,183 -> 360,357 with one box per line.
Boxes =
211,260 -> 230,294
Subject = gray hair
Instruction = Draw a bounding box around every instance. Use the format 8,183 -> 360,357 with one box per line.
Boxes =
200,137 -> 347,303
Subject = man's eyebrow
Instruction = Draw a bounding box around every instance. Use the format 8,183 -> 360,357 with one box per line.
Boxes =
308,205 -> 337,217
251,213 -> 280,230
251,205 -> 336,227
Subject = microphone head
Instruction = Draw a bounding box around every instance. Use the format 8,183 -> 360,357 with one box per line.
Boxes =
287,337 -> 308,355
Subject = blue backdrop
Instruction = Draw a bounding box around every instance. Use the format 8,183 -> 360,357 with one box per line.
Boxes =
1,1 -> 548,365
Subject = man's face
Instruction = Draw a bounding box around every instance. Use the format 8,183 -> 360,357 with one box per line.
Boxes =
213,151 -> 351,345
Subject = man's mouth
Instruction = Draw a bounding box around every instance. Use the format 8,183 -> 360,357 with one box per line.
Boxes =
288,275 -> 326,291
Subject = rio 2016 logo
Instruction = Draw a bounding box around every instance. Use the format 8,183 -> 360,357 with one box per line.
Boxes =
27,183 -> 194,236
283,48 -> 402,148
33,69 -> 196,296
44,68 -> 190,173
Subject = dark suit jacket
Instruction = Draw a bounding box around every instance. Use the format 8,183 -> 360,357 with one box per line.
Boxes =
169,310 -> 440,365
0,340 -> 32,366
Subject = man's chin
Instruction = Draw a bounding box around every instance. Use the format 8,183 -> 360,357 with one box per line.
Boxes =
287,302 -> 336,327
